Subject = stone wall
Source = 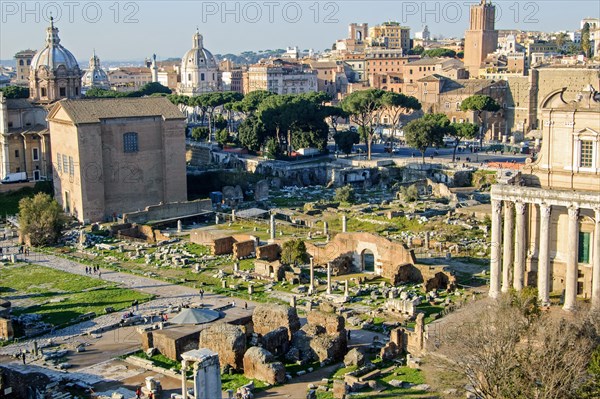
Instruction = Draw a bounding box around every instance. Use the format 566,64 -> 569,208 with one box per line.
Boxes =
124,199 -> 212,224
256,243 -> 281,261
306,311 -> 345,335
253,304 -> 300,339
213,237 -> 235,256
233,240 -> 256,259
261,327 -> 290,357
254,260 -> 285,281
306,232 -> 454,288
243,347 -> 286,385
198,323 -> 246,371
190,231 -> 257,257
144,329 -> 201,361
0,318 -> 13,340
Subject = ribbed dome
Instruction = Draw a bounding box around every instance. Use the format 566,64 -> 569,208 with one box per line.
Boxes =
182,30 -> 217,70
82,51 -> 109,89
31,17 -> 79,71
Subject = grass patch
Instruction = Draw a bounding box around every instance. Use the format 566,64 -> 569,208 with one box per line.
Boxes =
134,351 -> 181,371
221,373 -> 268,391
285,360 -> 321,375
1,264 -> 152,327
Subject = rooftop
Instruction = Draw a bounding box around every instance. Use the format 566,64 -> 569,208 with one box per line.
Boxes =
49,97 -> 185,124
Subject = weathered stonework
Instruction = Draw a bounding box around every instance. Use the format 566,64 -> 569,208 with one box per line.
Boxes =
252,304 -> 300,340
256,243 -> 281,261
306,232 -> 454,287
198,323 -> 246,371
142,328 -> 201,361
243,347 -> 286,385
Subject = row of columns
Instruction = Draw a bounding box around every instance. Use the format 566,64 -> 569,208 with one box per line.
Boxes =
490,199 -> 600,310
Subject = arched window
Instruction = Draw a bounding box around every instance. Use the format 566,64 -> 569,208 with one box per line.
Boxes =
123,132 -> 138,153
19,60 -> 24,66
201,73 -> 205,81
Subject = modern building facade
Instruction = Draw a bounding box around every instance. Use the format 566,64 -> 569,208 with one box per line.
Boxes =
48,97 -> 188,223
243,59 -> 317,95
489,85 -> 600,310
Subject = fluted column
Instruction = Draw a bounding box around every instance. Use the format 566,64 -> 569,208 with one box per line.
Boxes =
502,201 -> 514,293
537,203 -> 551,306
563,206 -> 579,311
513,201 -> 527,290
592,208 -> 600,309
489,200 -> 503,298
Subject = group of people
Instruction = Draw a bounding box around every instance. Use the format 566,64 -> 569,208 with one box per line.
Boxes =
85,265 -> 101,278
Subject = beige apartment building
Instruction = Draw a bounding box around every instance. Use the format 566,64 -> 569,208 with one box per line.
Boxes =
13,50 -> 36,87
47,97 -> 187,223
107,67 -> 152,92
243,59 -> 317,95
489,85 -> 600,309
369,22 -> 411,53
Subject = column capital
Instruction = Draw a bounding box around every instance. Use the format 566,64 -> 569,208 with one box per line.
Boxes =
539,203 -> 552,218
515,201 -> 527,215
491,199 -> 502,214
568,206 -> 579,221
594,207 -> 600,221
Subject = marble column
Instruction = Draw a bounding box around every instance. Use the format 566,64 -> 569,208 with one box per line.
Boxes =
324,221 -> 329,236
308,257 -> 315,294
342,215 -> 347,233
513,201 -> 527,290
537,203 -> 552,306
502,201 -> 514,293
489,200 -> 503,298
270,214 -> 276,240
563,206 -> 579,311
326,262 -> 332,295
592,208 -> 600,309
231,209 -> 236,222
181,360 -> 188,399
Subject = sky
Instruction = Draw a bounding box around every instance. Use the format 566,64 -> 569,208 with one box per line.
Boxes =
1,0 -> 599,62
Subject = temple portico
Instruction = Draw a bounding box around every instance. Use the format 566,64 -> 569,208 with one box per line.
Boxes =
489,184 -> 600,310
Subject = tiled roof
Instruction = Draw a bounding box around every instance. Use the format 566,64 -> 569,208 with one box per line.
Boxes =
51,97 -> 185,124
6,98 -> 34,109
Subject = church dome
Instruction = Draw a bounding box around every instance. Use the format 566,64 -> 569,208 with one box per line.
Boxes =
31,17 -> 80,72
82,51 -> 110,90
182,30 -> 217,70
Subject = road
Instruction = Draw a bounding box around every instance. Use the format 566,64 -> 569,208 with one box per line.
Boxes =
328,142 -> 529,164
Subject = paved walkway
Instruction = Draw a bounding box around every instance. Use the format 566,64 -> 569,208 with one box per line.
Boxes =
0,247 -> 258,356
0,244 -> 381,399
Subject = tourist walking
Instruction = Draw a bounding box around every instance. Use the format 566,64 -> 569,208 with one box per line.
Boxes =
199,289 -> 204,300
135,387 -> 141,399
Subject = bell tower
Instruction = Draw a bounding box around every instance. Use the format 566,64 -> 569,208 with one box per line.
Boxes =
464,0 -> 499,75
